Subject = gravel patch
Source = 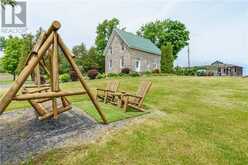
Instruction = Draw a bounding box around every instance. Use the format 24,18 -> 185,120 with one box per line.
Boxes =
0,107 -> 98,164
0,106 -> 158,165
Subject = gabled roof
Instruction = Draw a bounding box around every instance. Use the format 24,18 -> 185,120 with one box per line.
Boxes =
114,29 -> 161,55
211,60 -> 242,68
211,60 -> 224,65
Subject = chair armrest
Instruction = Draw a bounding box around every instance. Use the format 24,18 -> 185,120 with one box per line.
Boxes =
123,93 -> 142,99
96,88 -> 107,91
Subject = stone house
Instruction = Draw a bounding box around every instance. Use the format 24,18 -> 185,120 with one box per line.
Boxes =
104,29 -> 161,73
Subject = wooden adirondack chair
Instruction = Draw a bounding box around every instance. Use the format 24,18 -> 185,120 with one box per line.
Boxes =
122,81 -> 152,112
96,80 -> 119,103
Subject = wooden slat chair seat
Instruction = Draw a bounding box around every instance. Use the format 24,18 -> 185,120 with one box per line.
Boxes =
122,81 -> 152,112
96,80 -> 119,103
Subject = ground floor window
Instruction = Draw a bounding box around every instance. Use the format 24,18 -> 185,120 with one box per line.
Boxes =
153,63 -> 158,69
120,56 -> 124,68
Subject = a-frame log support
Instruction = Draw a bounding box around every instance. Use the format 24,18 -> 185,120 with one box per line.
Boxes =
0,21 -> 108,124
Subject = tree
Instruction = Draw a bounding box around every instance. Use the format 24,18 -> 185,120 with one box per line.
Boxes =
2,37 -> 24,80
16,33 -> 33,74
86,47 -> 98,70
72,42 -> 88,73
0,0 -> 16,6
0,36 -> 6,51
137,19 -> 190,59
0,58 -> 5,73
95,18 -> 120,72
161,43 -> 174,73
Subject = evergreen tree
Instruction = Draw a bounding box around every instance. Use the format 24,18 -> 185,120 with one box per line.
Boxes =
161,43 -> 174,73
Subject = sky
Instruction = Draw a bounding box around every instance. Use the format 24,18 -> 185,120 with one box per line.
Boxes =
0,0 -> 248,74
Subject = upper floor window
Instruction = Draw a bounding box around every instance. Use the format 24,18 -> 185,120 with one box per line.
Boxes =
109,46 -> 112,54
109,59 -> 112,70
121,42 -> 125,51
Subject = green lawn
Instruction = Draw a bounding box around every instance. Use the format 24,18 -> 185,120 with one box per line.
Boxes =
0,79 -> 147,123
2,76 -> 248,164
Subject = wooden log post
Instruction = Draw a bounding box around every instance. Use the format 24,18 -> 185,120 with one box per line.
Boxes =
46,20 -> 61,37
32,32 -> 47,54
57,34 -> 108,124
40,52 -> 70,107
51,32 -> 59,119
25,32 -> 47,67
28,100 -> 48,116
0,32 -> 55,114
39,105 -> 72,120
34,64 -> 41,86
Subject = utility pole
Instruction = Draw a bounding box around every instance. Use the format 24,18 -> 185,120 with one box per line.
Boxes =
187,45 -> 191,68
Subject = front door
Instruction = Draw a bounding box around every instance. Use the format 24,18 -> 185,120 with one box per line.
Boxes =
135,59 -> 141,72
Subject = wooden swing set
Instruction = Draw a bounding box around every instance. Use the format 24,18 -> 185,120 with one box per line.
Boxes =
0,21 -> 107,124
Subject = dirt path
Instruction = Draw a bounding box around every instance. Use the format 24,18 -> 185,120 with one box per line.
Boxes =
0,106 -> 164,164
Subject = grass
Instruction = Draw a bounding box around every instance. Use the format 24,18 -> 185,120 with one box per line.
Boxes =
0,73 -> 13,84
0,80 -> 147,123
74,101 -> 149,123
2,76 -> 248,164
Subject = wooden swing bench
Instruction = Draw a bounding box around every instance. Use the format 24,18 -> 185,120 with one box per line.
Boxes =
0,21 -> 107,124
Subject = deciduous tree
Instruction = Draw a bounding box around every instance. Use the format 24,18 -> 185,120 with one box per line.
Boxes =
0,0 -> 16,6
137,19 -> 190,59
95,18 -> 120,72
16,33 -> 33,74
2,37 -> 24,80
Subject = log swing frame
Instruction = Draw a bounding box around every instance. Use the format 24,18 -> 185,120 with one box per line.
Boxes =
0,21 -> 107,124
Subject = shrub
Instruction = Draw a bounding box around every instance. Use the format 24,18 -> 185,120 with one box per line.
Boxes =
108,73 -> 118,77
87,69 -> 98,79
69,70 -> 78,81
59,73 -> 70,82
143,71 -> 152,75
121,68 -> 130,74
118,72 -> 129,77
130,72 -> 140,77
96,73 -> 106,79
196,70 -> 206,76
152,69 -> 160,74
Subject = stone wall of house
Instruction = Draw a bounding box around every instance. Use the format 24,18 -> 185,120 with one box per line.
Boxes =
105,32 -> 129,73
128,48 -> 161,72
105,32 -> 161,73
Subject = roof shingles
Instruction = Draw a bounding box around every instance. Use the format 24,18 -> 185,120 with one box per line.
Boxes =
115,29 -> 161,55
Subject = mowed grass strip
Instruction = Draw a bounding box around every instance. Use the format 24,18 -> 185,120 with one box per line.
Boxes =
2,76 -> 248,164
